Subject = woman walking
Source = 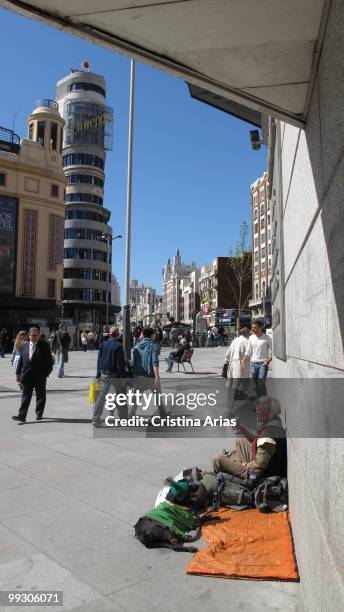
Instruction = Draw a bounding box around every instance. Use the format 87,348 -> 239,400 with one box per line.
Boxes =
11,331 -> 28,367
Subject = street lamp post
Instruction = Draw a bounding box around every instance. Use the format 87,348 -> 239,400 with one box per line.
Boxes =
101,233 -> 122,329
123,59 -> 136,361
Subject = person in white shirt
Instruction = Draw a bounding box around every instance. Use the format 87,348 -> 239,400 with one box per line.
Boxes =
224,327 -> 250,398
242,320 -> 272,398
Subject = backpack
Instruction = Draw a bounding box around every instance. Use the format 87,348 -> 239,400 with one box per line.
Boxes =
214,473 -> 255,510
192,472 -> 254,511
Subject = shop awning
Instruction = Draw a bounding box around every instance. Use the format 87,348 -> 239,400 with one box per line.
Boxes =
2,0 -> 330,127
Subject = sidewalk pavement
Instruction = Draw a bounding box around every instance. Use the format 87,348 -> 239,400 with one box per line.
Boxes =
0,348 -> 300,612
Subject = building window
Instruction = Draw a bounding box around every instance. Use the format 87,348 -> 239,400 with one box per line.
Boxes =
47,278 -> 55,298
51,184 -> 59,197
64,247 -> 92,260
260,218 -> 265,230
261,261 -> 266,272
268,259 -> 271,269
28,123 -> 34,140
50,122 -> 58,150
268,214 -> 271,226
261,246 -> 266,259
65,209 -> 108,223
0,173 -> 6,186
255,284 -> 259,299
254,251 -> 259,262
253,208 -> 258,220
67,174 -> 104,188
63,153 -> 104,170
69,82 -> 106,97
260,204 -> 264,216
254,237 -> 258,247
254,264 -> 258,274
37,121 -> 45,146
254,222 -> 258,234
64,228 -> 104,241
65,193 -> 103,206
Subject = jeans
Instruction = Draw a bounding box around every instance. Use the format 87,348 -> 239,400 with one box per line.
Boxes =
0,343 -> 5,357
168,352 -> 175,371
93,374 -> 126,422
56,350 -> 65,377
128,376 -> 167,419
250,362 -> 268,398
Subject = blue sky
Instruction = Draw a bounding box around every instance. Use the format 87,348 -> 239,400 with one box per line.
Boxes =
0,8 -> 267,296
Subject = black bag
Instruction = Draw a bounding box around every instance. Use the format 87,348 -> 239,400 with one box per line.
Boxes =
221,363 -> 228,378
254,476 -> 288,512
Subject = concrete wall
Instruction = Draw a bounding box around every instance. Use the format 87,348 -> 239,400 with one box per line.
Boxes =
273,2 -> 344,610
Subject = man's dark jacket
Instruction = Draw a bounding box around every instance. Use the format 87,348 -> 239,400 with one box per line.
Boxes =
16,341 -> 54,382
97,338 -> 125,377
51,330 -> 71,352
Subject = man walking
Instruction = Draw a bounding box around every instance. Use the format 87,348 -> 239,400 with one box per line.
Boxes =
242,320 -> 272,398
93,327 -> 126,427
13,327 -> 53,422
131,326 -> 167,418
224,327 -> 250,399
52,324 -> 71,378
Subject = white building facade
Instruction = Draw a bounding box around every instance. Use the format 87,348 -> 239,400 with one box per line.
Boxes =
162,249 -> 200,322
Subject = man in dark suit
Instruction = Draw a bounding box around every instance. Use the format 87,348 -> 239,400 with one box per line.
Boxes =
13,327 -> 53,423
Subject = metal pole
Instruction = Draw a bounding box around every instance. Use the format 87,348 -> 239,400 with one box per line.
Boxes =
106,237 -> 109,328
123,59 -> 136,361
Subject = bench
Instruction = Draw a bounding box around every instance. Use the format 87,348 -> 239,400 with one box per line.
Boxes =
177,348 -> 194,373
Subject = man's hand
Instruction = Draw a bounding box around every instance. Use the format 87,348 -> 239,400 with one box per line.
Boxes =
263,360 -> 270,367
16,375 -> 21,383
242,461 -> 261,469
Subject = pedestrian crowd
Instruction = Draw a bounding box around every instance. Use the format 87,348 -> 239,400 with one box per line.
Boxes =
5,319 -> 272,428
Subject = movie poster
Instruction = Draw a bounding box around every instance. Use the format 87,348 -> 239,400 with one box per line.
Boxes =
0,195 -> 18,295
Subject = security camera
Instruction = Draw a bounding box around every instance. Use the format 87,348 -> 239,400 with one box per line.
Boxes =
250,129 -> 261,151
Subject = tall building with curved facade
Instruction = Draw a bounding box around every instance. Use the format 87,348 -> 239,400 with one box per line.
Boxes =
55,70 -> 114,327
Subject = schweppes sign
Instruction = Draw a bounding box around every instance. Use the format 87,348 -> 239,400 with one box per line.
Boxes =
70,111 -> 112,134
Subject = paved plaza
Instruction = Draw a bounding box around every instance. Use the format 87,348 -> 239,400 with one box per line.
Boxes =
0,348 -> 300,611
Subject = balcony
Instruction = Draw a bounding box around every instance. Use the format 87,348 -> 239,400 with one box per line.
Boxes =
249,297 -> 263,308
35,99 -> 58,110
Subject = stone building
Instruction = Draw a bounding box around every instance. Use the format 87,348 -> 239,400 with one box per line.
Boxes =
249,171 -> 272,324
162,249 -> 199,322
0,99 -> 66,332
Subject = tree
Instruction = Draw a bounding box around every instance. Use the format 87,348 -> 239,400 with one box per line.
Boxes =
226,221 -> 252,334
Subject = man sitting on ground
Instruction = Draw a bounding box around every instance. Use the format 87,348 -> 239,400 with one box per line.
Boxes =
212,395 -> 287,480
166,334 -> 190,373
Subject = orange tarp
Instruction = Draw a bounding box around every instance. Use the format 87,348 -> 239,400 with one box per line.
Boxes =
186,508 -> 299,582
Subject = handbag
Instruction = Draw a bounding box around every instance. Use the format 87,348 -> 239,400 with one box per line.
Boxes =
221,362 -> 229,378
88,381 -> 101,404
